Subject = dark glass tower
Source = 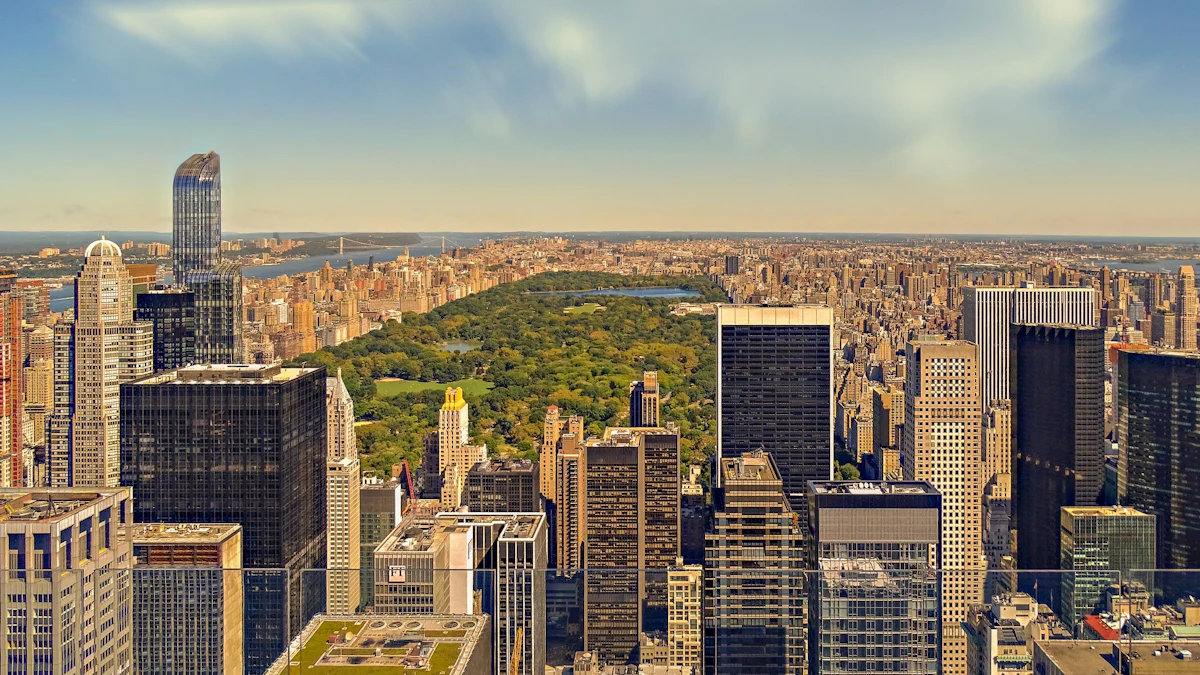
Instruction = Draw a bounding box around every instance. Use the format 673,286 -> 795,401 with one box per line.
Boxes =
135,287 -> 197,372
120,363 -> 327,675
1009,324 -> 1105,571
716,305 -> 834,528
187,261 -> 244,364
173,152 -> 222,281
1117,350 -> 1200,595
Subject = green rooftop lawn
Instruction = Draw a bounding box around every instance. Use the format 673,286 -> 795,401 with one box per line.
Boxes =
288,621 -> 464,675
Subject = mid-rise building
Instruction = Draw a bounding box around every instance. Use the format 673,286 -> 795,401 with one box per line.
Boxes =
0,487 -> 134,675
132,523 -> 244,675
629,370 -> 660,427
1059,506 -> 1156,636
962,285 -> 1096,413
1010,325 -> 1105,572
120,363 -> 327,675
902,340 -> 984,675
49,239 -> 153,487
358,476 -> 403,607
135,287 -> 197,372
1117,350 -> 1200,590
706,450 -> 805,675
464,458 -> 539,513
965,593 -> 1068,675
668,559 -> 703,675
807,481 -> 942,675
373,513 -> 476,615
716,304 -> 834,527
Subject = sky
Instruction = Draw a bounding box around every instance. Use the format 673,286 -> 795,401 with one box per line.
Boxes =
2,0 -> 1199,235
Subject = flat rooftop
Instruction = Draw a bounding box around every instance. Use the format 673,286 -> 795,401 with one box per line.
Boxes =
0,489 -> 128,523
721,451 -> 780,482
810,481 -> 939,496
1037,641 -> 1200,675
133,363 -> 318,386
435,512 -> 545,541
467,458 -> 536,474
132,523 -> 242,545
266,614 -> 487,675
1062,505 -> 1151,518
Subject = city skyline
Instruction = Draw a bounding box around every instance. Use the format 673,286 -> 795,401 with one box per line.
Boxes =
5,2 -> 1200,234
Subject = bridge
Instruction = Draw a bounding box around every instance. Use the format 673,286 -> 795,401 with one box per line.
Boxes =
336,236 -> 446,254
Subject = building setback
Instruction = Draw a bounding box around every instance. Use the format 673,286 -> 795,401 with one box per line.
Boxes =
132,523 -> 245,675
120,363 -> 327,675
716,304 -> 834,528
1010,324 -> 1106,573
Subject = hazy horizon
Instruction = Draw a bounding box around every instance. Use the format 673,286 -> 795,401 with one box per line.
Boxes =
4,1 -> 1200,235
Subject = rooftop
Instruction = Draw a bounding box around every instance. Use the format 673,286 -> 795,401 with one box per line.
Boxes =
132,523 -> 242,545
437,512 -> 545,541
467,458 -> 536,475
810,481 -> 939,496
1062,505 -> 1152,518
1037,641 -> 1200,675
266,614 -> 486,675
133,363 -> 319,385
0,489 -> 129,524
721,450 -> 780,482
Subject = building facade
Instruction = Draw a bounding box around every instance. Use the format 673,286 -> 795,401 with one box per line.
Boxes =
1059,506 -> 1156,635
464,458 -> 539,513
135,288 -> 197,372
668,560 -> 703,675
807,481 -> 942,675
131,523 -> 244,675
716,304 -> 834,526
438,387 -> 486,510
119,363 -> 327,675
629,370 -> 660,427
172,151 -> 222,282
325,370 -> 361,613
358,477 -> 403,608
0,274 -> 23,485
1010,324 -> 1106,572
1176,266 -> 1197,351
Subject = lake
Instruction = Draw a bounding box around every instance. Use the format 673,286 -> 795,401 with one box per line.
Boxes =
1093,259 -> 1200,273
440,341 -> 480,353
533,287 -> 703,298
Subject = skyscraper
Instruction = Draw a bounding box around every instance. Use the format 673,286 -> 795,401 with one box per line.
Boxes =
464,458 -> 539,513
554,431 -> 583,573
1058,506 -> 1156,635
807,481 -> 942,675
49,239 -> 153,487
0,274 -> 22,485
629,370 -> 660,427
902,340 -> 984,675
135,287 -> 197,372
292,300 -> 317,354
706,451 -> 805,675
326,457 -> 361,614
188,261 -> 245,364
1176,265 -> 1197,350
717,304 -> 834,523
540,405 -> 583,504
1009,324 -> 1105,573
358,476 -> 403,608
0,487 -> 135,675
173,151 -> 222,281
120,363 -> 327,675
439,387 -> 487,510
1117,350 -> 1200,593
132,523 -> 245,675
962,285 -> 1096,412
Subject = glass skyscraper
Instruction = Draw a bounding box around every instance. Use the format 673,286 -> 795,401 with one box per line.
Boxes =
135,287 -> 197,372
172,151 -> 222,282
716,305 -> 834,529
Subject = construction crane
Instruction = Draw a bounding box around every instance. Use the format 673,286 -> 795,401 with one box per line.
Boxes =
508,626 -> 524,675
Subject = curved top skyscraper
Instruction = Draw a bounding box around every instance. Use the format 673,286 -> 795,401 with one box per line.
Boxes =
172,151 -> 221,281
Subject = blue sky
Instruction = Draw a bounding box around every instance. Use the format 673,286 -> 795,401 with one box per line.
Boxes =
1,0 -> 1198,235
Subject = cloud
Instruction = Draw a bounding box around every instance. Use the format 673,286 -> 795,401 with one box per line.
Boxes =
90,0 -> 1118,174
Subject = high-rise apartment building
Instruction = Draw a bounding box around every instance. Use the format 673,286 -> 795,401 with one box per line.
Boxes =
132,523 -> 244,675
1010,325 -> 1105,572
1176,265 -> 1197,350
187,262 -> 245,365
580,426 -> 680,664
1116,350 -> 1200,595
135,287 -> 197,372
668,559 -> 703,675
1059,506 -> 1156,635
540,405 -> 583,503
120,363 -> 327,675
358,476 -> 403,608
292,300 -> 316,354
464,458 -> 539,513
554,431 -> 583,573
716,304 -> 834,524
807,481 -> 942,675
49,239 -> 153,488
439,387 -> 486,510
0,275 -> 22,485
325,369 -> 361,613
22,357 -> 51,451
962,285 -> 1096,412
172,151 -> 222,281
0,487 -> 134,675
629,370 -> 660,427
902,340 -> 984,675
706,450 -> 805,675
870,382 -> 904,454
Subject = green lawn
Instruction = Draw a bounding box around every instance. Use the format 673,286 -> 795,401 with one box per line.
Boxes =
291,621 -> 464,675
375,377 -> 495,397
563,302 -> 604,315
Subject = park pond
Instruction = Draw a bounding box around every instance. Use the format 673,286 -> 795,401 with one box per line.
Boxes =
439,340 -> 481,353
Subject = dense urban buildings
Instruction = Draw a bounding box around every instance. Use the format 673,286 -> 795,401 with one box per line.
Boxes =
1058,506 -> 1156,635
808,481 -> 942,675
716,304 -> 834,525
119,363 -> 327,675
49,238 -> 153,487
706,450 -> 805,675
902,340 -> 984,675
132,523 -> 245,675
1010,324 -> 1106,573
1116,349 -> 1200,594
0,487 -> 135,675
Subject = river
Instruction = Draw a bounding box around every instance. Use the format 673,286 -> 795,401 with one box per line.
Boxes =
1092,259 -> 1200,273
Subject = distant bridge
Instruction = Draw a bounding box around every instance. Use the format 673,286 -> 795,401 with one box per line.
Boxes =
336,236 -> 446,255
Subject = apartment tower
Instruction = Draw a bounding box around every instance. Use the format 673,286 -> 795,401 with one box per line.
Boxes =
629,370 -> 661,427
